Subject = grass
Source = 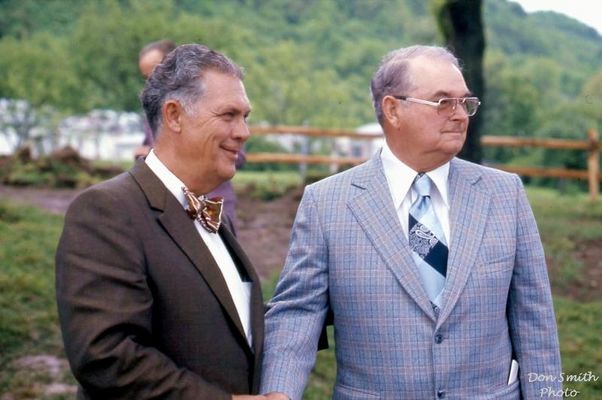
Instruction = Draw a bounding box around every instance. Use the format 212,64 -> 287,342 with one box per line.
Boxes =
233,170 -> 303,200
554,298 -> 602,395
528,188 -> 602,293
0,182 -> 600,399
0,202 -> 71,399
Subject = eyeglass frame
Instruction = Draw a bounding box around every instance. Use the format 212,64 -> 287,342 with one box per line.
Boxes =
392,95 -> 481,117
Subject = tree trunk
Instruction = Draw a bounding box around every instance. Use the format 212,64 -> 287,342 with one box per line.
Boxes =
436,0 -> 486,164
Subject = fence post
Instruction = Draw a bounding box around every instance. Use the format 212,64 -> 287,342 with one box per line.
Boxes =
587,129 -> 599,202
299,135 -> 309,181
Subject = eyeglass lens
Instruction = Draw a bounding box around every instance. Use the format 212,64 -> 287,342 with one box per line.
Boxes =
439,98 -> 479,116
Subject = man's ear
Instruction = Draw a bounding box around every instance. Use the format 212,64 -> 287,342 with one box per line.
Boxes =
162,99 -> 183,133
382,95 -> 401,128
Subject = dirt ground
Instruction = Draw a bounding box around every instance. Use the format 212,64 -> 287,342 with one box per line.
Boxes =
550,238 -> 602,302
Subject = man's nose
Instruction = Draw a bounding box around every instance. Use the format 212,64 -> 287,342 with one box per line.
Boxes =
234,118 -> 251,141
450,102 -> 470,120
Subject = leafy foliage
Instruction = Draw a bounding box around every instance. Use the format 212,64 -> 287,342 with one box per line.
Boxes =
0,0 -> 600,175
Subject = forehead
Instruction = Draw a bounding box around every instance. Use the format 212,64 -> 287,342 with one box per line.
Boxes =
200,70 -> 250,109
408,56 -> 469,96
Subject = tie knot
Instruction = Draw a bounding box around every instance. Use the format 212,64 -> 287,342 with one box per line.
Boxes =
413,173 -> 432,197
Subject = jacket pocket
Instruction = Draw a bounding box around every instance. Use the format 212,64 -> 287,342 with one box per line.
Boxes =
489,379 -> 520,399
476,255 -> 514,274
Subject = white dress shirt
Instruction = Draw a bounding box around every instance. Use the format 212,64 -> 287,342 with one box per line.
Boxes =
145,150 -> 253,347
380,142 -> 451,245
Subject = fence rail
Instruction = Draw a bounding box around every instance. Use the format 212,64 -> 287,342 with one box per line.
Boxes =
247,126 -> 600,201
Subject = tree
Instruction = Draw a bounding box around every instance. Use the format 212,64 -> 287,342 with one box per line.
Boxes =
435,0 -> 486,163
580,71 -> 602,137
0,33 -> 73,151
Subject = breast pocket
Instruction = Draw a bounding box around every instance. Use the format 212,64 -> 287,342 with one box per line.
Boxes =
477,255 -> 515,274
469,256 -> 515,297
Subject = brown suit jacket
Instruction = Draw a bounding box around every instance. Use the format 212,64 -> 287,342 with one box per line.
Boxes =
56,161 -> 264,399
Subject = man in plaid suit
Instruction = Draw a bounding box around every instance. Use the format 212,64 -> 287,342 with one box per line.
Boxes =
260,46 -> 562,399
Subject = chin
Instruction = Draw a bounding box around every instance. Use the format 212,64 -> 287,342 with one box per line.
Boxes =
441,144 -> 464,157
217,166 -> 237,182
446,137 -> 465,149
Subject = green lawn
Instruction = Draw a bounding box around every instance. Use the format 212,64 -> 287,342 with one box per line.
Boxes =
0,183 -> 600,398
233,170 -> 304,200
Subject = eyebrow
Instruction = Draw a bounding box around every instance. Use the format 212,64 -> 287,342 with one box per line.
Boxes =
218,104 -> 252,114
430,90 -> 474,98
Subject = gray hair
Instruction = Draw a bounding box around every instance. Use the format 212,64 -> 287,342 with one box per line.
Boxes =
370,45 -> 460,124
140,44 -> 244,134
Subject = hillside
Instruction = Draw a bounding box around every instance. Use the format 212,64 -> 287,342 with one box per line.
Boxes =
0,0 -> 600,176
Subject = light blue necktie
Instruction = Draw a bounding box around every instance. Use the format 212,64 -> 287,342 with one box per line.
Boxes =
408,173 -> 448,307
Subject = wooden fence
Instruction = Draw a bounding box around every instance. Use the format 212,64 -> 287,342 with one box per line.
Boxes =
247,125 -> 601,201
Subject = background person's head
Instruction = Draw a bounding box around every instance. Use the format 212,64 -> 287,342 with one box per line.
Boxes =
140,44 -> 250,194
138,39 -> 177,78
371,45 -> 477,171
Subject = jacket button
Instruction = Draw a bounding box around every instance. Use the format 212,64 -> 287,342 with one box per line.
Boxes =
435,334 -> 443,344
437,390 -> 446,398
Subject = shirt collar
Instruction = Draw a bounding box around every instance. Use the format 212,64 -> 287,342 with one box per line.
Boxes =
380,141 -> 450,209
144,149 -> 188,209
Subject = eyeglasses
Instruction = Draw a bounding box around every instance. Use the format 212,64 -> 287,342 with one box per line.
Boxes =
393,95 -> 481,117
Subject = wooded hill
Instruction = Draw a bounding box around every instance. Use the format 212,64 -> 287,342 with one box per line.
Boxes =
0,0 -> 600,173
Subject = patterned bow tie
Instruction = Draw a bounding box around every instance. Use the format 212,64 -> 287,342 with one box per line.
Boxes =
182,187 -> 223,233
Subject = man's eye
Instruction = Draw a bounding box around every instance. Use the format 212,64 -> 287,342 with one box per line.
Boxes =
438,99 -> 455,109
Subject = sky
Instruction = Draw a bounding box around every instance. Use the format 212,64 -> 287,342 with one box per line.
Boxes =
510,0 -> 602,34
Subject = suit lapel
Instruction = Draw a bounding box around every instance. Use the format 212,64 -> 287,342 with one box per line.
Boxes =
129,162 -> 252,350
347,155 -> 435,320
437,159 -> 491,326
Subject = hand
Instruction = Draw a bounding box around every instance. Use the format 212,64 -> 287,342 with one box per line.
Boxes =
231,395 -> 267,400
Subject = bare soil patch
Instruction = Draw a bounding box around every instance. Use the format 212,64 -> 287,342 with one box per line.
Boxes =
0,185 -> 82,215
549,239 -> 602,302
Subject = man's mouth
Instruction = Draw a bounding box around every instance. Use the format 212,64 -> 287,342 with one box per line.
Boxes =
222,146 -> 240,157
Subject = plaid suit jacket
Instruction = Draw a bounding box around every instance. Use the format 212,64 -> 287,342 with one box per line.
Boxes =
261,154 -> 561,399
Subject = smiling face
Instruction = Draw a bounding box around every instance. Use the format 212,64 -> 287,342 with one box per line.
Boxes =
160,70 -> 251,194
383,56 -> 471,171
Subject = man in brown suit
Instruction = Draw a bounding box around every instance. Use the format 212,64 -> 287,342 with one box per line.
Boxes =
56,44 -> 266,399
